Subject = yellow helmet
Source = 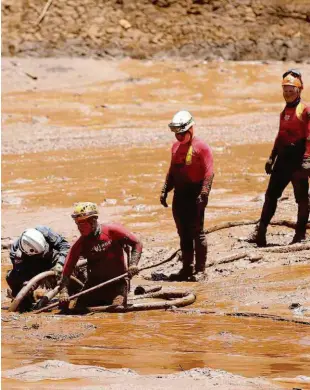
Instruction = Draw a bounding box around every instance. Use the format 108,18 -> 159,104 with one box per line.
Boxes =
71,202 -> 99,221
282,70 -> 303,89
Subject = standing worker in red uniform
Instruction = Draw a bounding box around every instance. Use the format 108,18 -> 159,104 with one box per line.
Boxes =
248,69 -> 310,247
160,110 -> 214,281
59,202 -> 143,308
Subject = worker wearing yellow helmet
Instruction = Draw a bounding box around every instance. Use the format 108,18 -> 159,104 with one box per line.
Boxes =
248,69 -> 310,247
59,202 -> 143,309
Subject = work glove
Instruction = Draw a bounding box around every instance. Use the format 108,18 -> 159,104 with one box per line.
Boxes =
52,263 -> 63,276
160,178 -> 171,208
301,156 -> 310,171
58,287 -> 69,304
196,192 -> 209,207
128,265 -> 139,279
160,192 -> 168,207
197,175 -> 213,207
58,274 -> 70,304
265,157 -> 273,175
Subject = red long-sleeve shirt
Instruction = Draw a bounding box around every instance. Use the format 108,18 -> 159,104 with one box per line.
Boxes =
273,101 -> 310,158
165,136 -> 214,192
63,223 -> 142,282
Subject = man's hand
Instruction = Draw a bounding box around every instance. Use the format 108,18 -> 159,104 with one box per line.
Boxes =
265,158 -> 273,175
58,287 -> 69,304
128,265 -> 139,279
52,263 -> 63,276
160,192 -> 168,208
196,193 -> 208,207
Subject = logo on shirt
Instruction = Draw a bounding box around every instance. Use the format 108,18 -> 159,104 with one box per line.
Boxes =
284,115 -> 290,121
92,240 -> 112,253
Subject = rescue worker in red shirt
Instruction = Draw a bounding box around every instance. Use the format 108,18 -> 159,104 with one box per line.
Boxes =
248,69 -> 310,246
58,202 -> 143,308
160,110 -> 214,281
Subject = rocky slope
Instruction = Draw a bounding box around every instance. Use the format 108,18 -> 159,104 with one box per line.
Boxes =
2,0 -> 310,60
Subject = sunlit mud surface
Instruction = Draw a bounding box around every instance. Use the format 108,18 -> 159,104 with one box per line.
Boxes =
2,58 -> 310,389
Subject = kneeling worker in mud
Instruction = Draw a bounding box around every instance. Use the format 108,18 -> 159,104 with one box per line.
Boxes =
248,69 -> 310,247
6,226 -> 70,310
59,202 -> 143,308
160,111 -> 214,282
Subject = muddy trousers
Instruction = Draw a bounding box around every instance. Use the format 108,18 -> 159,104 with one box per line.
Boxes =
172,194 -> 208,274
260,167 -> 309,236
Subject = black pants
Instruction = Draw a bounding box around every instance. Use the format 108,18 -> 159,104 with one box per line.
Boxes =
172,190 -> 208,273
262,157 -> 309,231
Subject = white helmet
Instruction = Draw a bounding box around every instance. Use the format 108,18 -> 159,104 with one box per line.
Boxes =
168,110 -> 195,133
19,228 -> 47,256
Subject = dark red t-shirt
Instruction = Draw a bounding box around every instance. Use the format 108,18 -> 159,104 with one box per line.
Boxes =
63,223 -> 142,281
275,101 -> 310,157
167,136 -> 213,191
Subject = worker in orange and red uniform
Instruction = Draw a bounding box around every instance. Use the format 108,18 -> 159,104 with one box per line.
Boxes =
160,111 -> 214,281
248,69 -> 310,247
59,202 -> 143,308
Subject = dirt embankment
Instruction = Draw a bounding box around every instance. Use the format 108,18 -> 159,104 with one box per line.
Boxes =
2,0 -> 310,60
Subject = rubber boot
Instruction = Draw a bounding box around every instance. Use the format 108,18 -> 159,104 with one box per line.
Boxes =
193,232 -> 208,282
170,251 -> 194,281
195,231 -> 208,273
247,196 -> 277,247
291,200 -> 309,244
247,222 -> 267,247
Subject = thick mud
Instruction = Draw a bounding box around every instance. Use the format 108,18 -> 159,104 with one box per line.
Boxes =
1,58 -> 310,389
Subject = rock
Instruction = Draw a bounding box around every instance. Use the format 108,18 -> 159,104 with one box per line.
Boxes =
289,303 -> 301,310
119,19 -> 131,30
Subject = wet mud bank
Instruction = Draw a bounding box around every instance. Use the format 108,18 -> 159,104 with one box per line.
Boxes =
2,58 -> 310,389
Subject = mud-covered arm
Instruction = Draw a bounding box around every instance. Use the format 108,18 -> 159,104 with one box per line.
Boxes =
198,144 -> 214,204
269,119 -> 281,162
61,237 -> 83,278
303,108 -> 310,159
35,225 -> 70,266
110,224 -> 143,267
161,146 -> 175,194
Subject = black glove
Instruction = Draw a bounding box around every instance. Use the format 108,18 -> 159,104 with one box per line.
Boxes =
265,158 -> 273,175
196,192 -> 208,207
302,156 -> 310,171
160,192 -> 168,207
197,175 -> 213,207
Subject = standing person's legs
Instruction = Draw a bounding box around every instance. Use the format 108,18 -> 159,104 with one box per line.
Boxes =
194,205 -> 207,274
248,168 -> 290,246
171,196 -> 195,280
291,171 -> 309,243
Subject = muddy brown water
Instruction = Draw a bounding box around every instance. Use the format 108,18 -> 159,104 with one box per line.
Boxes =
2,59 -> 310,388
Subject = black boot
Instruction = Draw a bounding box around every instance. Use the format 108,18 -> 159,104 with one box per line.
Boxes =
247,196 -> 277,247
291,200 -> 309,244
247,222 -> 267,247
195,231 -> 208,273
170,251 -> 194,281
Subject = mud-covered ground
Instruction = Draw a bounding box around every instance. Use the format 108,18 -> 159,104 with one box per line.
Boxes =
1,58 -> 310,389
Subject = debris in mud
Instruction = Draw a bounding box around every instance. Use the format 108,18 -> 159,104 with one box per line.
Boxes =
289,303 -> 301,310
23,323 -> 40,330
43,332 -> 82,341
